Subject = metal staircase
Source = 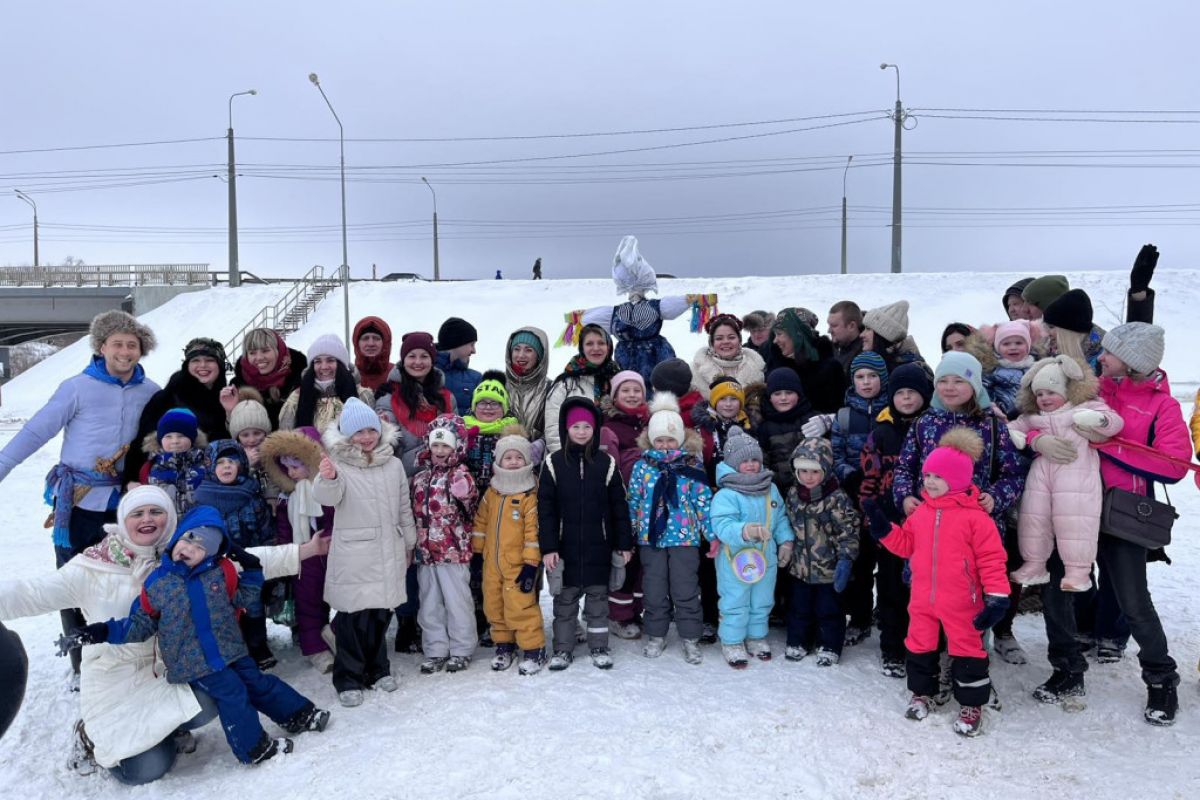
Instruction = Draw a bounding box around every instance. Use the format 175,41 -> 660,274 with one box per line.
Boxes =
225,265 -> 342,364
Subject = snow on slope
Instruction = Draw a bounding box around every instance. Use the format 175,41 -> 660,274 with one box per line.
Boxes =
0,271 -> 1198,799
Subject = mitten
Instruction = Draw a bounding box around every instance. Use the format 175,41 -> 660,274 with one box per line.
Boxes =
449,470 -> 473,501
1071,409 -> 1107,430
741,523 -> 769,542
529,438 -> 546,466
972,594 -> 1011,631
862,500 -> 894,541
801,415 -> 832,438
55,623 -> 109,656
1032,434 -> 1078,464
833,559 -> 853,593
226,545 -> 262,571
516,564 -> 538,593
777,542 -> 794,569
1130,244 -> 1158,294
1006,426 -> 1027,451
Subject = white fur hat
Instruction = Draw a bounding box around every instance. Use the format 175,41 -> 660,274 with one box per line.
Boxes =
647,392 -> 685,447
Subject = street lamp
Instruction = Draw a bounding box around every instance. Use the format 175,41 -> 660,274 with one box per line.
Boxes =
880,63 -> 905,274
227,89 -> 257,288
308,72 -> 350,347
420,177 -> 440,281
13,190 -> 38,267
840,155 -> 853,275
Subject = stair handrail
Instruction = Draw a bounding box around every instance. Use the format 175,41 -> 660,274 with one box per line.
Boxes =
224,265 -> 329,365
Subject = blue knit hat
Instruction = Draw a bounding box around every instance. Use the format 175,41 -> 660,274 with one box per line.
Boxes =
849,351 -> 889,383
339,397 -> 382,436
766,367 -> 803,396
932,352 -> 992,410
157,407 -> 198,444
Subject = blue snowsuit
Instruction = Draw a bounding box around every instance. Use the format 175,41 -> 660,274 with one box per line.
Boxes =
709,463 -> 794,645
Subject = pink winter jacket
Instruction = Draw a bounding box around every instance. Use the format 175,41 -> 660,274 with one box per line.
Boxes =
1009,399 -> 1123,569
1096,370 -> 1191,496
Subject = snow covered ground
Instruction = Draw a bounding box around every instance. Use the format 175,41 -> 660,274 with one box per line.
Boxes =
0,271 -> 1197,799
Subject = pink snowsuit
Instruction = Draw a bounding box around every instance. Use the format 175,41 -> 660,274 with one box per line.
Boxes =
880,487 -> 1010,659
1009,399 -> 1123,586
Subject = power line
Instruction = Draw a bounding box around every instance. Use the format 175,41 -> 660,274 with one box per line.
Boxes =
0,138 -> 223,156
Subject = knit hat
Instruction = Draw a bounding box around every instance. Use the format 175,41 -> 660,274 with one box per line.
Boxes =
427,425 -> 458,448
766,367 -> 803,396
437,317 -> 478,351
565,406 -> 595,430
495,431 -> 532,465
863,300 -> 910,344
338,397 -> 381,436
849,351 -> 889,383
1003,278 -> 1034,313
993,320 -> 1033,350
1022,275 -> 1070,310
709,377 -> 745,408
157,408 -> 198,444
116,485 -> 177,550
307,334 -> 351,368
1029,355 -> 1085,397
89,309 -> 157,356
182,337 -> 227,369
229,399 -> 270,438
647,393 -> 685,447
722,427 -> 762,469
400,331 -> 436,361
888,363 -> 933,406
1101,322 -> 1166,376
508,330 -> 545,362
650,358 -> 693,398
742,311 -> 774,332
790,437 -> 832,475
932,352 -> 992,410
610,370 -> 646,399
179,525 -> 224,557
471,374 -> 509,414
923,428 -> 984,493
1042,289 -> 1093,335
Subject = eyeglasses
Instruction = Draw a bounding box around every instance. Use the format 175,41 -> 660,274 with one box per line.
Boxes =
475,400 -> 503,409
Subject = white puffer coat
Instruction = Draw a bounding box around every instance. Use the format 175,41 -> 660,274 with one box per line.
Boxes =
690,346 -> 765,399
313,422 -> 417,612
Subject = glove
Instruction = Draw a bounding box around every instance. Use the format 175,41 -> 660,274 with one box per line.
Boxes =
862,499 -> 894,541
226,545 -> 262,572
55,623 -> 109,656
973,594 -> 1011,631
741,523 -> 769,542
1032,434 -> 1078,464
801,415 -> 831,438
777,542 -> 794,569
449,471 -> 474,501
1007,426 -> 1027,451
516,564 -> 538,593
833,559 -> 853,593
1130,244 -> 1158,294
1071,409 -> 1107,430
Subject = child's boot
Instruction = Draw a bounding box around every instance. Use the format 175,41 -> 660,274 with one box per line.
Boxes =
490,643 -> 516,671
722,642 -> 749,669
249,732 -> 294,764
682,638 -> 703,665
953,705 -> 984,737
1009,561 -> 1050,586
1060,566 -> 1093,592
518,647 -> 547,675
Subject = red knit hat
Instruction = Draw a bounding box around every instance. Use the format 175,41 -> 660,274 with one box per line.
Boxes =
922,428 -> 984,493
400,331 -> 436,360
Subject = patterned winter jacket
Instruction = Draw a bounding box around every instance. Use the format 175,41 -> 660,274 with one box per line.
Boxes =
462,414 -> 519,494
146,437 -> 208,515
784,438 -> 860,584
892,408 -> 1028,527
104,506 -> 261,684
858,406 -> 920,524
831,388 -> 888,489
410,416 -> 479,565
193,440 -> 274,548
983,356 -> 1034,420
628,429 -> 713,549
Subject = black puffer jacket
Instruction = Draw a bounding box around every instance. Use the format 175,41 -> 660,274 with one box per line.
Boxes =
751,390 -> 814,496
538,397 -> 633,588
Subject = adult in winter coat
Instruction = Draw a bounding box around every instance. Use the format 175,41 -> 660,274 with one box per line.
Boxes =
278,335 -> 374,433
0,621 -> 25,742
1007,356 -> 1123,590
543,323 -> 620,455
741,310 -> 777,363
351,316 -> 394,393
0,311 -> 159,675
1002,278 -> 1034,321
376,331 -> 458,474
504,326 -> 552,443
1042,289 -> 1105,376
768,307 -> 847,415
0,486 -> 320,783
435,317 -> 483,414
1035,323 -> 1189,725
860,300 -> 924,375
124,336 -> 230,487
689,314 -> 765,400
227,328 -> 308,430
827,300 -> 865,377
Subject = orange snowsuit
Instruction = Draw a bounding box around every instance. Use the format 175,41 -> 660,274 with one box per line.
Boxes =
472,486 -> 545,650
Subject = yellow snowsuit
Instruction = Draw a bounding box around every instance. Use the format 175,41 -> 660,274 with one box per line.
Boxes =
473,487 -> 545,650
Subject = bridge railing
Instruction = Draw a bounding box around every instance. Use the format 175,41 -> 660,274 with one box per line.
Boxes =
0,264 -> 217,287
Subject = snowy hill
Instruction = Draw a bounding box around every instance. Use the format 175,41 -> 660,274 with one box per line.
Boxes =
0,270 -> 1198,798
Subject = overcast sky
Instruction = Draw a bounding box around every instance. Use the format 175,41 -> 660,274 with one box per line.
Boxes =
3,1 -> 1198,280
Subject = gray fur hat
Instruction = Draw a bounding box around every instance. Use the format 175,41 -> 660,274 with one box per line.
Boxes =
89,310 -> 156,355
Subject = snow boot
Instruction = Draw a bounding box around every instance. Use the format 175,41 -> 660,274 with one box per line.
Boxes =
905,694 -> 932,721
993,634 -> 1028,666
722,643 -> 749,669
337,689 -> 364,708
283,705 -> 331,734
642,636 -> 666,659
745,639 -> 772,661
445,656 -> 470,673
491,643 -> 516,671
394,615 -> 420,654
1009,562 -> 1050,586
682,638 -> 703,665
881,657 -> 906,678
548,651 -> 574,671
844,626 -> 870,647
1096,639 -> 1125,664
609,620 -> 643,640
420,656 -> 448,675
590,648 -> 614,670
375,675 -> 398,692
1033,670 -> 1086,705
68,720 -> 97,776
815,648 -> 840,667
309,650 -> 335,675
248,733 -> 294,764
518,647 -> 547,676
953,705 -> 984,737
172,729 -> 197,754
1144,684 -> 1179,727
699,623 -> 718,645
784,645 -> 809,662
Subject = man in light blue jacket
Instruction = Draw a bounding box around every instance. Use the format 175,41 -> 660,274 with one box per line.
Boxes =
0,310 -> 158,675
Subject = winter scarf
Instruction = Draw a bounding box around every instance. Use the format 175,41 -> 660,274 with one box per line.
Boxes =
556,354 -> 620,401
489,462 -> 535,495
463,414 -> 519,437
715,466 -> 775,495
775,310 -> 821,364
792,475 -> 840,504
285,478 -> 323,545
237,331 -> 294,395
295,364 -> 360,429
193,475 -> 271,548
643,450 -> 709,548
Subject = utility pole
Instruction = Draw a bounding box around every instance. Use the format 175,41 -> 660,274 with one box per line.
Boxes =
881,63 -> 907,273
840,155 -> 853,274
309,73 -> 351,347
14,190 -> 38,267
421,177 -> 440,281
227,90 -> 257,288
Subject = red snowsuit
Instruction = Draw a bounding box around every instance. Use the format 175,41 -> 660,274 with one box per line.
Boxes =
880,487 -> 1009,659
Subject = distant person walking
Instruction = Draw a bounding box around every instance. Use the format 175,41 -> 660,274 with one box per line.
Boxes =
532,258 -> 543,280
495,270 -> 503,280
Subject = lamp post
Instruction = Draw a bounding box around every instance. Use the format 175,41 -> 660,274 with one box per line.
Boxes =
227,89 -> 257,288
880,63 -> 905,274
13,190 -> 38,267
840,155 -> 853,275
308,73 -> 350,346
420,177 -> 440,281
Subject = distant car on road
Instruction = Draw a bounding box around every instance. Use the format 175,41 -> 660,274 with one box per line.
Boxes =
380,272 -> 427,282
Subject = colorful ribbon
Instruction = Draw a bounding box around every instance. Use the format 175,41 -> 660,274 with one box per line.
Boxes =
687,293 -> 720,333
557,309 -> 585,348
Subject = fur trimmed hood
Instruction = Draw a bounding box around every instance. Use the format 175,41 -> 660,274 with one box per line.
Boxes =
141,429 -> 209,458
635,426 -> 704,457
260,428 -> 323,492
1016,355 -> 1097,414
321,420 -> 401,468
